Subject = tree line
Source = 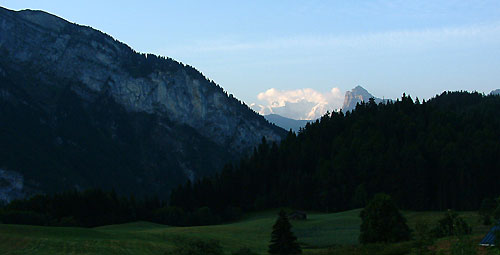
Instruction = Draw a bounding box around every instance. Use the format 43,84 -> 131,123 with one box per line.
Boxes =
2,91 -> 500,227
170,91 -> 500,217
0,189 -> 236,227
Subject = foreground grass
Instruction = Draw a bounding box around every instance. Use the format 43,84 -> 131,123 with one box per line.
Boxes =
0,209 -> 491,255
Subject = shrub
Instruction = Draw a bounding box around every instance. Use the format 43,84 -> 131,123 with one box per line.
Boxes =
432,210 -> 471,238
153,206 -> 186,226
56,216 -> 80,226
223,206 -> 243,221
494,205 -> 500,221
412,221 -> 435,255
479,198 -> 497,225
165,238 -> 223,255
0,210 -> 48,225
231,247 -> 259,255
190,207 -> 220,226
451,235 -> 477,255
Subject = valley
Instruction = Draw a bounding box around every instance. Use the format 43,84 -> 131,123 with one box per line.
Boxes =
0,209 -> 489,255
1,3 -> 500,255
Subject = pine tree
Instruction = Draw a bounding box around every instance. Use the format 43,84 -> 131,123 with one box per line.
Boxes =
268,209 -> 301,255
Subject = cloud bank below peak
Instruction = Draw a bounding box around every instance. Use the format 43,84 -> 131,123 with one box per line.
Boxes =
251,87 -> 344,120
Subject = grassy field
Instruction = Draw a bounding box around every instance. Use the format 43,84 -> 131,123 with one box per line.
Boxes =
0,209 -> 491,255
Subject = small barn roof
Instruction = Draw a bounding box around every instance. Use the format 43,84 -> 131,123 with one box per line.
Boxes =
480,224 -> 500,246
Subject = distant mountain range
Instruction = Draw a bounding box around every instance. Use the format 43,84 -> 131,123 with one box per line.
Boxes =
265,86 -> 385,131
0,7 -> 284,201
264,114 -> 313,132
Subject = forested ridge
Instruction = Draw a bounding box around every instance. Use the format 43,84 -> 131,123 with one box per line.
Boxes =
171,91 -> 500,215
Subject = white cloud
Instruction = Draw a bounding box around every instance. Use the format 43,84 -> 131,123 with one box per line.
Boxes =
252,87 -> 344,120
166,22 -> 500,54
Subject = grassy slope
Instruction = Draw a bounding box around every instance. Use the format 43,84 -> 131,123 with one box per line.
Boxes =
0,209 -> 490,255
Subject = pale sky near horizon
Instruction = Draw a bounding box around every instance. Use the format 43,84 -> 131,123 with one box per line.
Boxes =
2,1 -> 500,119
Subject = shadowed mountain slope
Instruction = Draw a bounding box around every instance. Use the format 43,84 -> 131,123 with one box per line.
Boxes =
0,7 -> 285,201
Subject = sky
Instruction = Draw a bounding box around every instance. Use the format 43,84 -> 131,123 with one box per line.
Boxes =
2,1 -> 500,119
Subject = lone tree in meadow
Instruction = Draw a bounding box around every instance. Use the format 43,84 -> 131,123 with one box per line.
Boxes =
359,193 -> 410,244
268,209 -> 302,255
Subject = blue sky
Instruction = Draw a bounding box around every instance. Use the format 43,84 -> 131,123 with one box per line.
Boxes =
2,1 -> 500,119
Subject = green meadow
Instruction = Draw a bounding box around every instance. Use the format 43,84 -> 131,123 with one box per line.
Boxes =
0,209 -> 489,255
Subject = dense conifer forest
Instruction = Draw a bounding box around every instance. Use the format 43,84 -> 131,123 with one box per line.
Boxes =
171,91 -> 500,216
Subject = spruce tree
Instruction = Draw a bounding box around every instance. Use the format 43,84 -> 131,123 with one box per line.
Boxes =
359,193 -> 410,244
268,209 -> 301,255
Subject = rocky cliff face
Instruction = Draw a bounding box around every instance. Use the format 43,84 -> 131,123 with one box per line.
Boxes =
342,86 -> 387,112
0,7 -> 282,151
0,7 -> 284,200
